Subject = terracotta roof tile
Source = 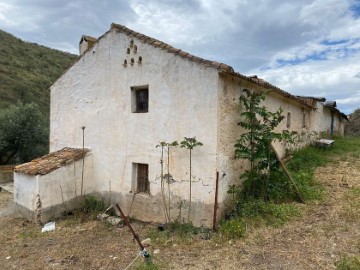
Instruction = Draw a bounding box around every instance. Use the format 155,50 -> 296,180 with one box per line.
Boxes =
219,72 -> 314,108
111,23 -> 234,73
59,23 -> 327,111
14,147 -> 91,176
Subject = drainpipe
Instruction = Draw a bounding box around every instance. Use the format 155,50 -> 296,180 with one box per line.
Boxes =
213,171 -> 219,231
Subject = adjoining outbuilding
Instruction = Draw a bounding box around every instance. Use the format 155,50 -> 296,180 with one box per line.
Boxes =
14,147 -> 91,223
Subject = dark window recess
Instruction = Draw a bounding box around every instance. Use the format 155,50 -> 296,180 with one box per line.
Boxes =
137,163 -> 149,193
286,112 -> 291,128
135,88 -> 148,113
302,113 -> 306,128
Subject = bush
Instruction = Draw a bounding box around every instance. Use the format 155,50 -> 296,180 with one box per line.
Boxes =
80,195 -> 106,219
219,218 -> 246,239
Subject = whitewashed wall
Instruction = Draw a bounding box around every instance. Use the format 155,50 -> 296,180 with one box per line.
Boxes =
50,29 -> 220,226
14,155 -> 93,222
311,101 -> 345,136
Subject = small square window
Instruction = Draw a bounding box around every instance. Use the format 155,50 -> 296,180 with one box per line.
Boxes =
131,85 -> 148,113
286,112 -> 291,128
133,163 -> 149,193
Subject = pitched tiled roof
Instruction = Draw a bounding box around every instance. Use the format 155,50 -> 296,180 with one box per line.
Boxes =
110,23 -> 234,72
14,147 -> 90,176
219,73 -> 313,108
59,23 -> 320,110
109,24 -> 315,108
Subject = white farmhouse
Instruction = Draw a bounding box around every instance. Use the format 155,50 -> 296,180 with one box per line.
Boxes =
14,23 -> 347,227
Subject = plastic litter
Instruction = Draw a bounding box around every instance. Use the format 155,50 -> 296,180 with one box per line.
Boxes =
41,221 -> 56,233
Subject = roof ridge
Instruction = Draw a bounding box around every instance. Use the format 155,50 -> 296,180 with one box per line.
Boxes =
110,24 -> 315,108
110,23 -> 234,72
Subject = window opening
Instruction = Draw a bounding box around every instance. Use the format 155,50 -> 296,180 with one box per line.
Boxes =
131,86 -> 149,113
136,163 -> 149,193
302,112 -> 306,128
286,112 -> 291,128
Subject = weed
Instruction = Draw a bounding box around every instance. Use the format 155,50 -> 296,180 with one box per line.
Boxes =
19,229 -> 41,239
219,218 -> 247,239
136,260 -> 159,270
146,220 -> 207,246
70,195 -> 108,220
335,255 -> 360,270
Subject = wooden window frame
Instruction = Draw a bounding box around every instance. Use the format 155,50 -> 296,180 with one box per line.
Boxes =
133,163 -> 149,193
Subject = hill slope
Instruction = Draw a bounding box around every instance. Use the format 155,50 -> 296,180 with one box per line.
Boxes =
0,30 -> 77,114
345,108 -> 360,136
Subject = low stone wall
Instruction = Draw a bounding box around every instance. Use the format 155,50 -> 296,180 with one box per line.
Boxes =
0,165 -> 14,184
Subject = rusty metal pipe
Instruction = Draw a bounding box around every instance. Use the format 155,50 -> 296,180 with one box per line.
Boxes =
213,171 -> 219,231
114,203 -> 148,256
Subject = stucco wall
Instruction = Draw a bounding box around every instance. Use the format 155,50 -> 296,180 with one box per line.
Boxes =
14,154 -> 93,222
216,74 -> 312,211
50,29 -> 220,227
311,102 -> 345,136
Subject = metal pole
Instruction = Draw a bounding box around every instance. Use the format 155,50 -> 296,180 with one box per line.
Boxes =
212,171 -> 219,231
80,126 -> 85,196
114,203 -> 149,257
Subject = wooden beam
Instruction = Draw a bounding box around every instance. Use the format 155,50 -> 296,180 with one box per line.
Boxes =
270,143 -> 305,203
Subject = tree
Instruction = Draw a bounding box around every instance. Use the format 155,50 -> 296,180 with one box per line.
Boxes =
234,89 -> 295,198
180,137 -> 203,222
0,102 -> 49,165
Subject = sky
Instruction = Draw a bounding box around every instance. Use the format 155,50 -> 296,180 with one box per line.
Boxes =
0,0 -> 359,114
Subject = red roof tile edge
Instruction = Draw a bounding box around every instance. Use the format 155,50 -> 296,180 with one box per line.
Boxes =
14,147 -> 91,176
220,71 -> 314,108
110,23 -> 234,73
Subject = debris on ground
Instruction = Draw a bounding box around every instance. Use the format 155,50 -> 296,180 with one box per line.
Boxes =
41,221 -> 55,232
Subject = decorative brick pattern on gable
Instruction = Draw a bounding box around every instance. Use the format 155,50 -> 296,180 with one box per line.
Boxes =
14,147 -> 90,176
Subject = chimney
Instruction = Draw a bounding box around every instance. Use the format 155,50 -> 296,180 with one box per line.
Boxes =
79,35 -> 97,55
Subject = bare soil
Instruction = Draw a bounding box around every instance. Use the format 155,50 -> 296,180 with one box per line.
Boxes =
0,156 -> 359,270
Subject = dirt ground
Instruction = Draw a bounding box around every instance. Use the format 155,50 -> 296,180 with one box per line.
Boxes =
0,156 -> 359,270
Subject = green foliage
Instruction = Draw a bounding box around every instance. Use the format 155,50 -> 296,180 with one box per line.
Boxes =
81,195 -> 106,219
219,199 -> 300,240
167,220 -> 201,236
147,220 -> 205,246
136,260 -> 159,270
335,256 -> 360,270
234,89 -> 296,199
180,137 -> 203,150
0,30 -> 77,114
0,102 -> 49,164
219,218 -> 247,239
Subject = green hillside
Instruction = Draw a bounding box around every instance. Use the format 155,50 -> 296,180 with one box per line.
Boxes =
0,29 -> 78,114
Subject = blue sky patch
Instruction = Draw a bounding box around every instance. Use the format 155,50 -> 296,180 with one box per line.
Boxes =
275,50 -> 328,67
350,1 -> 360,18
321,39 -> 348,46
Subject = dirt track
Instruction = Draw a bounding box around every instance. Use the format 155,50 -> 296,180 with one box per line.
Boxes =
0,156 -> 359,269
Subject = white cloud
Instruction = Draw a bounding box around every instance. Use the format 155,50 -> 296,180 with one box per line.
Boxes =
0,0 -> 358,113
